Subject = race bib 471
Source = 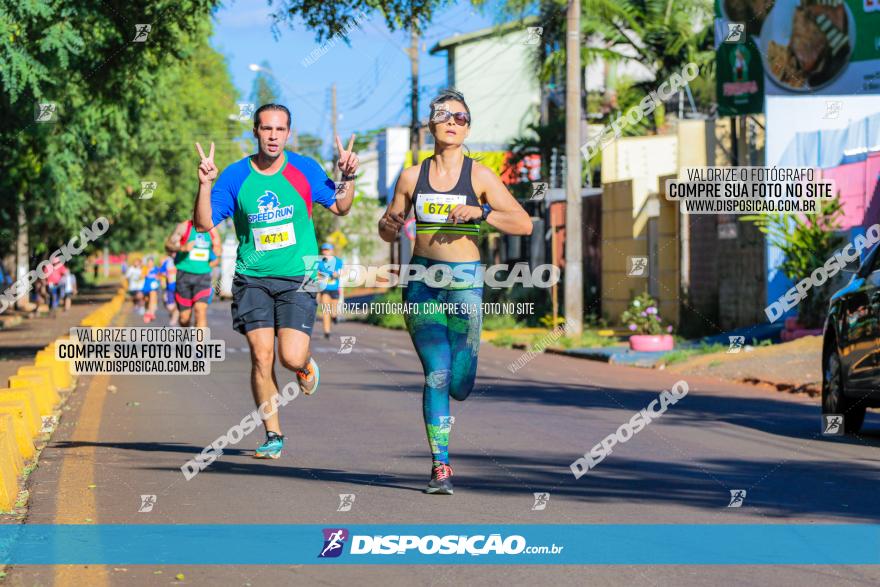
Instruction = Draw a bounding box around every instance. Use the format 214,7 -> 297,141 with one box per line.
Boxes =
253,223 -> 295,251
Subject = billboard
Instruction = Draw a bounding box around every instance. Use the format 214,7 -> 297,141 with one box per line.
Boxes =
716,0 -> 880,115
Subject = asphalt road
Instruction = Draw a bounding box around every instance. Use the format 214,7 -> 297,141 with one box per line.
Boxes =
9,299 -> 880,586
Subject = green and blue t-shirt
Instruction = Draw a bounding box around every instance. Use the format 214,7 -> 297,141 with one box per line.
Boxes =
174,221 -> 216,275
211,152 -> 336,277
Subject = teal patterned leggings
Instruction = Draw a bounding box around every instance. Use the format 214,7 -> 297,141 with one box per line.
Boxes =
402,256 -> 483,466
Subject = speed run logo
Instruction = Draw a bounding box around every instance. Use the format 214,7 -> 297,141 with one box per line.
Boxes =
248,191 -> 293,224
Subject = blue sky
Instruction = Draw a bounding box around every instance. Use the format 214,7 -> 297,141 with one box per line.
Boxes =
211,0 -> 508,155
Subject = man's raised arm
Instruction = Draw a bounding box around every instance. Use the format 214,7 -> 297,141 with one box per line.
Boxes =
193,142 -> 217,232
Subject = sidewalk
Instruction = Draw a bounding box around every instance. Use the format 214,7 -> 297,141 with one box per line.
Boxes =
0,285 -> 119,384
493,323 -> 823,397
665,335 -> 823,396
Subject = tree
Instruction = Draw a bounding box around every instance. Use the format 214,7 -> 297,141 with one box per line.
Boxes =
743,198 -> 846,328
250,60 -> 282,106
0,2 -> 240,262
483,0 -> 715,132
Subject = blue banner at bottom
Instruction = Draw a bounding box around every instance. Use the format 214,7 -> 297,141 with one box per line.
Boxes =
0,524 -> 878,564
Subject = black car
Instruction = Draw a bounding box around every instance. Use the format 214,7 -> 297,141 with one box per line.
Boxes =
822,245 -> 880,433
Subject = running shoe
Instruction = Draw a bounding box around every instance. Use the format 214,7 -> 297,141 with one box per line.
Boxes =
254,431 -> 284,459
296,357 -> 320,396
425,463 -> 454,495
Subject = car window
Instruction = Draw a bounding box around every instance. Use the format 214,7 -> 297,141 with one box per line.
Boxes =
857,244 -> 880,278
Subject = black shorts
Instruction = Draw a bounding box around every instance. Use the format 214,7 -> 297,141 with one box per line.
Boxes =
320,289 -> 340,300
231,274 -> 318,335
175,270 -> 213,309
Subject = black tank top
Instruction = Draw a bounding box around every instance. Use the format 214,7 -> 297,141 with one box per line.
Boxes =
412,156 -> 480,236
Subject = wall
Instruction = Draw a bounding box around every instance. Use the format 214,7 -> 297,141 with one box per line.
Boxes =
377,126 -> 410,203
450,34 -> 540,148
600,135 -> 680,325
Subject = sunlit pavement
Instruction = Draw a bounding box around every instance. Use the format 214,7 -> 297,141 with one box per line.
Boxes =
9,300 -> 880,585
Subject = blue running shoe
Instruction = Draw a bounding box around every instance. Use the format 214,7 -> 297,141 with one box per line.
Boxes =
254,431 -> 284,459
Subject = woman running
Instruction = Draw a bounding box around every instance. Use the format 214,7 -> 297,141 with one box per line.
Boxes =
378,89 -> 532,495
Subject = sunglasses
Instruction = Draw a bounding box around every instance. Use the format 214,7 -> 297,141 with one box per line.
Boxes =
431,110 -> 471,126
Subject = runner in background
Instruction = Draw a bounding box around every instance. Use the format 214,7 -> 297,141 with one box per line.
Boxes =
62,268 -> 77,312
45,259 -> 67,316
158,249 -> 179,326
125,257 -> 145,314
316,243 -> 343,339
165,219 -> 221,328
141,256 -> 161,323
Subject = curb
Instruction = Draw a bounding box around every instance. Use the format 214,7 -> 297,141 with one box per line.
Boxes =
0,287 -> 126,511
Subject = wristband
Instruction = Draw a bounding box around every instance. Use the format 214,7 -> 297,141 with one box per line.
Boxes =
481,203 -> 492,222
340,173 -> 357,182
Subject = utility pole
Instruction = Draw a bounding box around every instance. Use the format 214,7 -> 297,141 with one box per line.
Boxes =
292,122 -> 299,152
409,17 -> 420,167
393,14 -> 421,267
331,83 -> 338,169
565,0 -> 583,335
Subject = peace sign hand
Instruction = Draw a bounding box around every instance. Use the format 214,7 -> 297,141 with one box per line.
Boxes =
335,134 -> 359,178
195,142 -> 217,185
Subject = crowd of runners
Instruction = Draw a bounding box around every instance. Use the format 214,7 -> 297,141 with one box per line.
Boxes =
118,90 -> 531,495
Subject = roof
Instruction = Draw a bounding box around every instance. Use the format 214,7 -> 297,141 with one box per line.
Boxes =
428,15 -> 541,55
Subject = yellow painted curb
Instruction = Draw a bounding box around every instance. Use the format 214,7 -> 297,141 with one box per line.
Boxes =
0,397 -> 40,438
0,405 -> 35,460
35,349 -> 73,389
8,375 -> 54,417
17,365 -> 62,405
0,415 -> 24,473
80,289 -> 126,328
0,414 -> 21,510
8,375 -> 53,416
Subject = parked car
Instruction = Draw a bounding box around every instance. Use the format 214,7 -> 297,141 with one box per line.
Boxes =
822,245 -> 880,433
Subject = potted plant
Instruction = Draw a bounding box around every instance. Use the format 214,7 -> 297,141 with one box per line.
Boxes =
620,292 -> 674,352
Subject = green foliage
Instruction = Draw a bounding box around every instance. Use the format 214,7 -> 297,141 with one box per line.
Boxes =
538,313 -> 566,328
362,288 -> 406,329
492,0 -> 714,135
661,342 -> 726,365
483,313 -> 523,331
557,330 -> 619,349
251,60 -> 281,106
0,1 -> 241,259
332,193 -> 384,264
742,197 -> 845,327
270,0 -> 448,39
620,291 -> 671,335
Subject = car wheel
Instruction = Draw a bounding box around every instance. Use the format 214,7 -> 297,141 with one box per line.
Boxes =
822,348 -> 866,434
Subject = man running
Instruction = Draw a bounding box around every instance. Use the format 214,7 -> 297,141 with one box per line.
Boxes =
125,257 -> 145,314
164,219 -> 221,328
141,255 -> 160,323
316,242 -> 344,339
192,103 -> 358,459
